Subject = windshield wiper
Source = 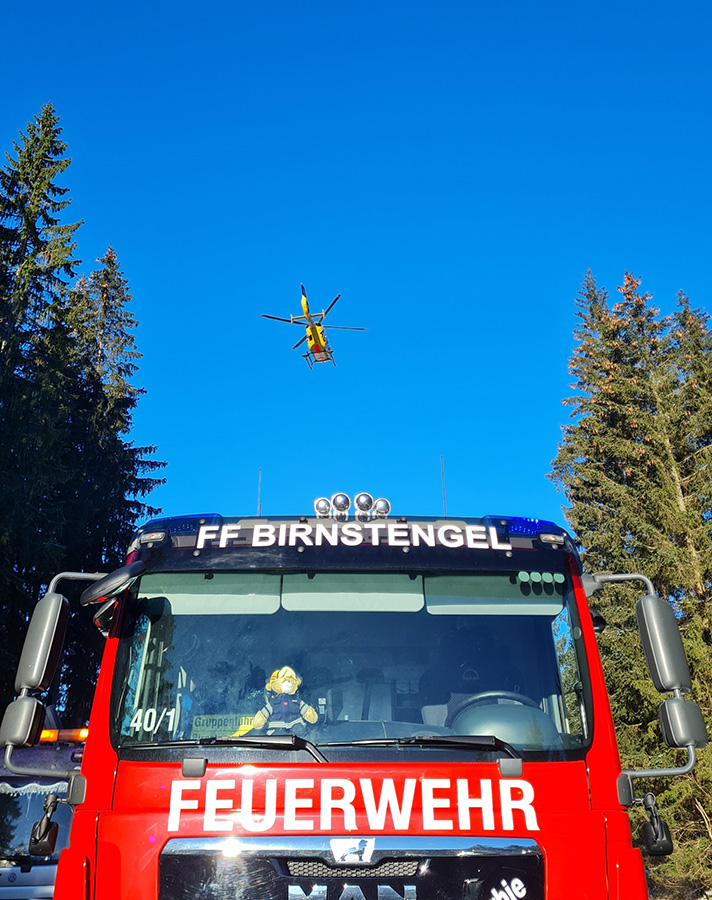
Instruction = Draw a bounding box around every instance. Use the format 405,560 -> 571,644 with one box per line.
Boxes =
318,734 -> 521,759
206,734 -> 328,762
121,734 -> 328,763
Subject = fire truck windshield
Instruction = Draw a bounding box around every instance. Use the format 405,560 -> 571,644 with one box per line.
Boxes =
110,570 -> 592,760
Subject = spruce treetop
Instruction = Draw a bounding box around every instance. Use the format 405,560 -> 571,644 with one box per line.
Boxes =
0,103 -> 82,366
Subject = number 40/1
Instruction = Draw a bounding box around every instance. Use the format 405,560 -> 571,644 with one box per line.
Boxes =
130,707 -> 176,733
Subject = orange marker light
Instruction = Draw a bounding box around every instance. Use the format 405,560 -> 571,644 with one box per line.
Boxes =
39,727 -> 89,742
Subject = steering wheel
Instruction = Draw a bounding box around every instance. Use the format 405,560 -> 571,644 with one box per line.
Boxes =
445,690 -> 540,727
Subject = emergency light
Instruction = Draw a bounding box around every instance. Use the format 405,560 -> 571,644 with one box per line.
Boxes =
39,728 -> 88,743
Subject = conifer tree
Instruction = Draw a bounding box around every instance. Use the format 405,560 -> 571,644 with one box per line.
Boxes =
65,247 -> 164,564
57,249 -> 164,722
0,108 -> 165,722
0,104 -> 80,375
0,104 -> 82,703
550,273 -> 712,893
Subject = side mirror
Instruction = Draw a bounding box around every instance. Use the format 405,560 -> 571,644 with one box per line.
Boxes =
659,697 -> 708,749
80,561 -> 145,606
0,696 -> 45,748
1,592 -> 68,751
589,606 -> 606,635
15,592 -> 69,694
29,793 -> 60,856
636,594 -> 691,693
641,793 -> 673,856
92,599 -> 118,636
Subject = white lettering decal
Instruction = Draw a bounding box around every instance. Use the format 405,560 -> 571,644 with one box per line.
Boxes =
320,779 -> 357,830
284,779 -> 315,830
340,523 -> 363,546
240,779 -> 277,832
219,524 -> 241,548
465,524 -> 489,549
499,779 -> 539,831
421,778 -> 453,830
252,524 -> 276,546
314,523 -> 338,546
489,526 -> 512,552
204,779 -> 235,831
490,879 -> 527,900
437,525 -> 464,548
131,707 -> 176,734
410,523 -> 435,547
363,523 -> 386,545
457,779 -> 495,830
168,780 -> 201,832
360,778 -> 416,830
289,524 -> 314,547
196,525 -> 219,549
198,521 -> 521,552
387,524 -> 410,546
167,776 -> 539,834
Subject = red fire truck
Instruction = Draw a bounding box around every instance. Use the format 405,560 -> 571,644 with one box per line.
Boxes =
1,496 -> 708,899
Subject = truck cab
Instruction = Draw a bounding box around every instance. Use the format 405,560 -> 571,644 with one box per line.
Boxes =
1,501 -> 707,899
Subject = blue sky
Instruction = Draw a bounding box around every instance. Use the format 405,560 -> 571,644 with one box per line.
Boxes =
3,0 -> 711,530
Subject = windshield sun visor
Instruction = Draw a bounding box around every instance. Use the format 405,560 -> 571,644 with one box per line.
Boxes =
426,572 -> 566,616
282,573 -> 424,611
139,573 -> 281,615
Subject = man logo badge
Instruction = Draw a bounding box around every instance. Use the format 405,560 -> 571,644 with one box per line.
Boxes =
288,887 -> 416,900
330,838 -> 376,864
288,839 -> 417,900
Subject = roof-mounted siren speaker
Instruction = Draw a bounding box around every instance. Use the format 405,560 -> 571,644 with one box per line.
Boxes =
314,497 -> 332,518
331,493 -> 351,521
354,492 -> 374,521
373,497 -> 391,518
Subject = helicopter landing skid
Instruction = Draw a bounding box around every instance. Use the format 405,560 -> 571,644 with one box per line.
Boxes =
302,352 -> 336,369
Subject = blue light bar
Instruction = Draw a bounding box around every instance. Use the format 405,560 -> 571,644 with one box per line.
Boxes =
484,515 -> 565,537
139,514 -> 222,536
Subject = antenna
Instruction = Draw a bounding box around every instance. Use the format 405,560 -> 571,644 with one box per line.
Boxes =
257,468 -> 262,517
440,455 -> 447,517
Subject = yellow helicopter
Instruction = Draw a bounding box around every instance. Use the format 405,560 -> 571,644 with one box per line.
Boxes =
262,284 -> 367,368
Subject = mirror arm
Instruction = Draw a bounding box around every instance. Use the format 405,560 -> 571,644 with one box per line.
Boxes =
4,742 -> 86,806
585,572 -> 657,596
618,744 -> 696,808
4,742 -> 73,781
623,744 -> 696,782
48,571 -> 107,594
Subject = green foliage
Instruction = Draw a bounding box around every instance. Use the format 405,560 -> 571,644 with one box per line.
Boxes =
0,105 -> 165,723
550,271 -> 712,892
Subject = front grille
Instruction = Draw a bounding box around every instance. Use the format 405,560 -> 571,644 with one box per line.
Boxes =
287,860 -> 419,879
160,836 -> 544,900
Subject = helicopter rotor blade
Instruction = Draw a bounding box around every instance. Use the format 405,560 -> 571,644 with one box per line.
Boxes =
262,314 -> 303,324
322,325 -> 368,331
292,335 -> 308,350
321,294 -> 341,319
